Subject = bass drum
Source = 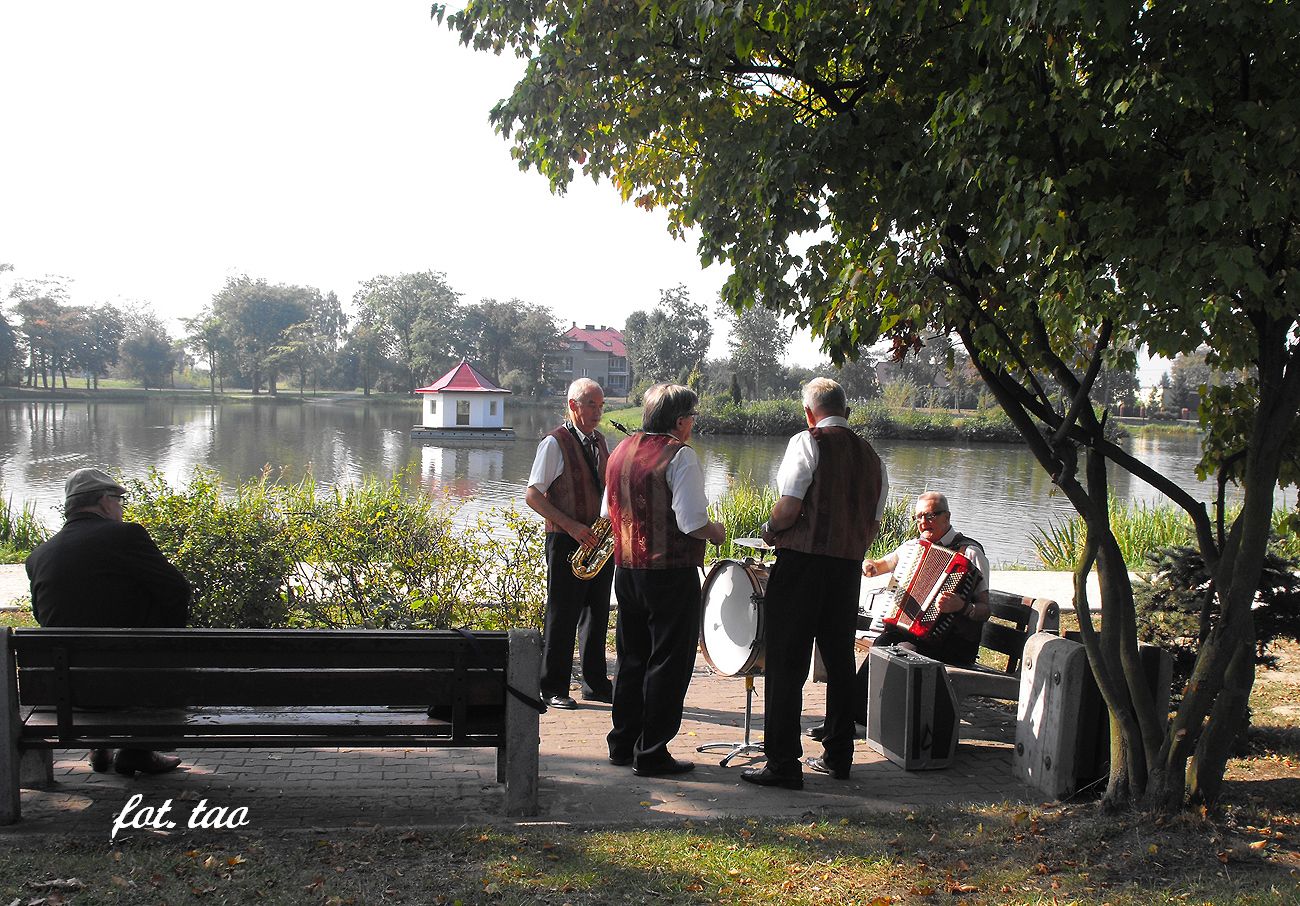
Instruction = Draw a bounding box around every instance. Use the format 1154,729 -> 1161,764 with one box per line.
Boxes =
699,559 -> 770,677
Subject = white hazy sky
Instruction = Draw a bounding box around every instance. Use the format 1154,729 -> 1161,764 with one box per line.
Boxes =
0,2 -> 1168,384
0,1 -> 829,364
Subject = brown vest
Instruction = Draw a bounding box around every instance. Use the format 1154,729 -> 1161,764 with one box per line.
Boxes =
606,433 -> 706,569
775,425 -> 883,561
542,425 -> 608,532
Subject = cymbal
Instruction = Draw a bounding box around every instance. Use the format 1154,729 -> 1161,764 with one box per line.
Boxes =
732,537 -> 773,551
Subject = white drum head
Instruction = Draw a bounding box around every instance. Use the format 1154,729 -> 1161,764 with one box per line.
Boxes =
701,560 -> 763,676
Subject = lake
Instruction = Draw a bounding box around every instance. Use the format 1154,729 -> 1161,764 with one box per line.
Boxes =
0,398 -> 1277,565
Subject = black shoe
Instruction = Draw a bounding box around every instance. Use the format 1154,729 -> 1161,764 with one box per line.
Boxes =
633,756 -> 694,777
581,689 -> 613,704
804,756 -> 851,780
804,724 -> 827,742
544,694 -> 578,710
740,766 -> 804,790
89,749 -> 115,773
609,752 -> 633,766
114,750 -> 182,776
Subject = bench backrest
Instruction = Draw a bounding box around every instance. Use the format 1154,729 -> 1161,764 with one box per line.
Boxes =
11,628 -> 509,710
980,591 -> 1060,675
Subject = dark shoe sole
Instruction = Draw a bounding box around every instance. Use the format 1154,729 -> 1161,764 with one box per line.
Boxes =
609,754 -> 633,766
89,749 -> 114,773
544,696 -> 578,710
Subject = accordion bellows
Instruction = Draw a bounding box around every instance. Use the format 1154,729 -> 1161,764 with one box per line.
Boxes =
881,539 -> 979,641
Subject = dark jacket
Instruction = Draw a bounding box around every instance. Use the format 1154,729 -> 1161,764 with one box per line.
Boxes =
25,512 -> 191,627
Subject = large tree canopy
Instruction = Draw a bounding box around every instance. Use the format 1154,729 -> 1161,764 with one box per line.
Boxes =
448,0 -> 1300,812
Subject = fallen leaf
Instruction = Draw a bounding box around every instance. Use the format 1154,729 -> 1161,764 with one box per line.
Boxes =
110,876 -> 129,888
1148,844 -> 1159,856
1248,840 -> 1268,851
226,855 -> 246,867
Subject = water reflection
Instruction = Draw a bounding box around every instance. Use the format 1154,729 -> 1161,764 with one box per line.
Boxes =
0,400 -> 1285,565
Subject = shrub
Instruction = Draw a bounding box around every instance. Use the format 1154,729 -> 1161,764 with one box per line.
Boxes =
126,468 -> 295,628
1135,543 -> 1300,700
123,468 -> 549,631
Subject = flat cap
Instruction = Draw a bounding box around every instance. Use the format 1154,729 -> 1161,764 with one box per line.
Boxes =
64,467 -> 127,500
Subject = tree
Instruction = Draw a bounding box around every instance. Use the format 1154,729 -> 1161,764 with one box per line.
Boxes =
464,298 -> 559,392
449,0 -> 1300,813
9,276 -> 72,388
73,304 -> 125,390
182,307 -> 229,395
211,276 -> 311,395
720,301 -> 789,399
120,308 -> 174,390
623,285 -> 711,385
353,271 -> 463,390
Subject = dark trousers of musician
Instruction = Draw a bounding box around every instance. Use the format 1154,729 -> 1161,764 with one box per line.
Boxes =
540,532 -> 614,700
607,565 -> 701,766
763,549 -> 862,775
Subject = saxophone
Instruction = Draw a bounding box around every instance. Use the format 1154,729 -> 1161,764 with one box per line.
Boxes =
569,517 -> 615,579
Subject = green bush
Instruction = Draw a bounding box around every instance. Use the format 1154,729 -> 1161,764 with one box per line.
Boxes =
123,468 -> 548,631
1135,543 -> 1300,700
126,468 -> 295,628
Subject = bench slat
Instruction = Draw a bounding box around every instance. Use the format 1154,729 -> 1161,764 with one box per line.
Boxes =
18,668 -> 506,708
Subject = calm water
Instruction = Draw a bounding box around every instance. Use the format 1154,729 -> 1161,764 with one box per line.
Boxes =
0,399 -> 1278,565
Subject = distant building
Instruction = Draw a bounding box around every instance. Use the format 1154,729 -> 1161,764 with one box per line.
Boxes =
411,359 -> 514,441
547,324 -> 629,396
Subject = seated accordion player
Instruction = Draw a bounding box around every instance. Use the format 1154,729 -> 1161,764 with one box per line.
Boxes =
880,538 -> 982,641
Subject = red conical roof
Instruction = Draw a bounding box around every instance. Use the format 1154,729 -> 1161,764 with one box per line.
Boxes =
414,359 -> 510,394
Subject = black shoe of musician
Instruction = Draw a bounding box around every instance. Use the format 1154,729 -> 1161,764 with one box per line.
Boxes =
740,766 -> 804,790
581,688 -> 613,704
114,750 -> 183,776
544,694 -> 578,710
804,724 -> 828,742
89,748 -> 115,773
633,756 -> 694,777
804,757 -> 851,780
608,751 -> 633,766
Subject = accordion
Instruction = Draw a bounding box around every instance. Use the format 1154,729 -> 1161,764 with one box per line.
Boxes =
881,539 -> 980,641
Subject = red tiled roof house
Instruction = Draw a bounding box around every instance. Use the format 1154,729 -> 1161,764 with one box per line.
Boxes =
548,324 -> 629,396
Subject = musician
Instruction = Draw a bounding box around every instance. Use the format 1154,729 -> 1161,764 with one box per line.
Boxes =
602,383 -> 725,776
743,377 -> 887,790
525,378 -> 614,710
863,491 -> 991,665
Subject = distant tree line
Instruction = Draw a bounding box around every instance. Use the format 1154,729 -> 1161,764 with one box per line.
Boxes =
0,266 -> 564,396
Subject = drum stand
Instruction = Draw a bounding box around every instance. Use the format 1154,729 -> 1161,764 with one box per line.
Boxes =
697,674 -> 764,767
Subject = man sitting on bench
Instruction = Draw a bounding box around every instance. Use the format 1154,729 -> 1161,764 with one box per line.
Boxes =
25,467 -> 191,776
808,491 -> 991,741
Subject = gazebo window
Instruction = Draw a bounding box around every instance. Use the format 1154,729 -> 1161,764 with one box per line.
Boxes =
489,400 -> 498,416
456,400 -> 471,425
430,398 -> 438,414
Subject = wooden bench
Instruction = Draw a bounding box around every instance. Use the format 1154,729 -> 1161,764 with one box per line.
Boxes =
943,590 -> 1059,704
0,626 -> 542,824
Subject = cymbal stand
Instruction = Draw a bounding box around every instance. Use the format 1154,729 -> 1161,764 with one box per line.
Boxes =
697,673 -> 764,767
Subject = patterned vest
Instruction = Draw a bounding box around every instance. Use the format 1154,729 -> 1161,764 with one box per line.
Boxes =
606,433 -> 707,569
947,531 -> 986,644
775,425 -> 883,561
542,424 -> 608,532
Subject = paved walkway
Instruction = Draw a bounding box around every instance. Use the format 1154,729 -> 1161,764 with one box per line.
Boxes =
5,657 -> 1034,837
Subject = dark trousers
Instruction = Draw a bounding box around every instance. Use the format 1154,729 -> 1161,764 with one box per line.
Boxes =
540,532 -> 614,699
607,565 -> 701,766
762,549 -> 861,775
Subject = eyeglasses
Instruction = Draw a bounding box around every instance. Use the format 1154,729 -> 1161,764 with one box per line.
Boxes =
106,493 -> 129,502
914,511 -> 947,522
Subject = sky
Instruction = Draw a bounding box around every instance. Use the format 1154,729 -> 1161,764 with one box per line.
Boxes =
0,2 -> 1165,384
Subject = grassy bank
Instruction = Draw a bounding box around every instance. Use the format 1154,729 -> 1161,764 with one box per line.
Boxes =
606,399 -> 1024,442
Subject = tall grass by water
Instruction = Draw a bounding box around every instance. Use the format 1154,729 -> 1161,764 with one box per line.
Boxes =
0,491 -> 50,563
1030,501 -> 1195,569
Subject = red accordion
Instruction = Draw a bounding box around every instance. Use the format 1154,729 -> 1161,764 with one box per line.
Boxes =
881,539 -> 980,641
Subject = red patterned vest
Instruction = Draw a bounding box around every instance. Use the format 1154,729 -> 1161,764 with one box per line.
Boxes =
606,433 -> 707,569
775,425 -> 883,561
542,425 -> 608,532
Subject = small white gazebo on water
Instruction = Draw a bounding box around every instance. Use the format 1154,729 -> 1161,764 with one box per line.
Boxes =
410,359 -> 515,441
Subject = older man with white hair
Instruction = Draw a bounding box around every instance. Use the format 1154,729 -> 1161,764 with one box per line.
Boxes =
743,377 -> 887,790
525,378 -> 615,710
